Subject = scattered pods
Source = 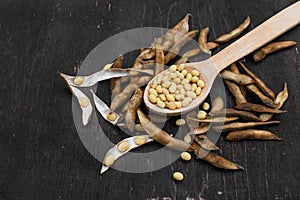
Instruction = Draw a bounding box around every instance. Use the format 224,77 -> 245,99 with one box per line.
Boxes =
226,129 -> 282,141
253,41 -> 297,62
213,121 -> 280,132
235,103 -> 286,114
215,16 -> 250,43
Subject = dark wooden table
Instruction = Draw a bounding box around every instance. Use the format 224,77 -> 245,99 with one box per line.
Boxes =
1,0 -> 299,199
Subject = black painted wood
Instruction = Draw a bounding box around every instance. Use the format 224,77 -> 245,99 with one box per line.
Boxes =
0,0 -> 299,199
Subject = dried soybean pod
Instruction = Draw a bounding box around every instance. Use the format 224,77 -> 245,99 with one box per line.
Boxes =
253,41 -> 297,62
235,103 -> 286,113
191,142 -> 244,170
213,121 -> 280,132
210,97 -> 224,113
155,43 -> 165,75
229,63 -> 247,97
137,109 -> 192,152
125,88 -> 144,132
221,70 -> 254,85
100,135 -> 154,174
246,84 -> 278,108
187,116 -> 239,123
110,76 -> 152,111
194,135 -> 220,151
215,16 -> 250,43
210,108 -> 261,122
110,55 -> 124,99
226,129 -> 282,141
198,27 -> 210,54
259,83 -> 288,121
224,80 -> 247,105
274,83 -> 289,109
239,61 -> 275,99
164,30 -> 199,64
141,50 -> 155,60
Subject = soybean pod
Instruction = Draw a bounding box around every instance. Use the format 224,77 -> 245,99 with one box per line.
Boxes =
215,16 -> 250,43
137,109 -> 192,152
239,61 -> 275,99
253,41 -> 297,62
226,129 -> 282,141
213,121 -> 280,132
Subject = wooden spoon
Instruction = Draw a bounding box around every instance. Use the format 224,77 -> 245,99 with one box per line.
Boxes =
144,1 -> 300,116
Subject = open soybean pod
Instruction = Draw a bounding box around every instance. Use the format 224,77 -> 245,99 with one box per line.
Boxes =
100,135 -> 154,174
246,84 -> 278,108
191,142 -> 244,170
239,61 -> 275,100
215,16 -> 251,43
259,83 -> 289,121
68,86 -> 93,126
226,129 -> 282,141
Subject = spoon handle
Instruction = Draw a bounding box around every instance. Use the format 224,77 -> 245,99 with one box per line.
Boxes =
210,1 -> 300,71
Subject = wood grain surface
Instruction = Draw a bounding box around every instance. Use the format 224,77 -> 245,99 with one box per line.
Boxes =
0,0 -> 299,199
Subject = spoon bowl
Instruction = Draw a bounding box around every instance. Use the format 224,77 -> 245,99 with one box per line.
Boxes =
144,1 -> 300,116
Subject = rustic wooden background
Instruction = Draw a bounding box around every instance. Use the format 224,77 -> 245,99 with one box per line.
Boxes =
0,0 -> 299,199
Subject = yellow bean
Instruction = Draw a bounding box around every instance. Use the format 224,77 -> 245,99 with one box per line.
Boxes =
168,102 -> 177,110
155,85 -> 163,93
202,102 -> 210,110
196,87 -> 202,95
191,83 -> 197,92
191,76 -> 199,83
107,112 -> 117,121
148,94 -> 157,104
134,136 -> 147,145
149,88 -> 158,96
73,77 -> 84,85
162,88 -> 169,95
197,80 -> 205,88
169,84 -> 177,94
79,97 -> 89,108
103,155 -> 115,166
162,80 -> 171,88
175,102 -> 182,109
191,70 -> 200,76
167,94 -> 175,102
180,152 -> 191,161
176,119 -> 186,126
159,94 -> 166,101
173,172 -> 184,181
177,64 -> 185,71
186,91 -> 197,99
169,65 -> 177,72
157,99 -> 166,108
181,69 -> 188,76
117,141 -> 130,152
186,73 -> 192,82
197,110 -> 207,119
